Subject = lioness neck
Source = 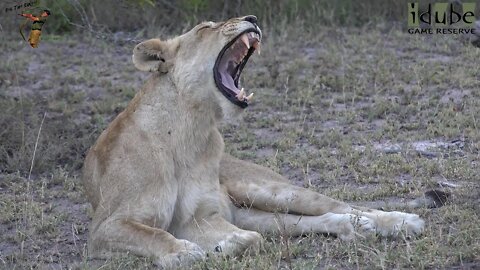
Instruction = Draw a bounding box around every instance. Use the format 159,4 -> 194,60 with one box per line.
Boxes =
133,74 -> 225,167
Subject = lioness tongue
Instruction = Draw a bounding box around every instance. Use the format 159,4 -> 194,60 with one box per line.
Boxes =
218,55 -> 241,94
220,70 -> 238,94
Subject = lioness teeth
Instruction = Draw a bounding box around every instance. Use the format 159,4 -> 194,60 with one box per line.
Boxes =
237,88 -> 245,100
252,41 -> 261,55
245,93 -> 254,101
240,34 -> 250,49
251,32 -> 260,41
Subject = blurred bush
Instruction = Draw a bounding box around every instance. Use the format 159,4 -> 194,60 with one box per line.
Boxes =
5,0 -> 480,36
2,0 -> 413,35
83,0 -> 407,31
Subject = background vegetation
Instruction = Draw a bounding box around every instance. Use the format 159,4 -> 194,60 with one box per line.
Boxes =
3,0 -> 410,35
3,0 -> 477,38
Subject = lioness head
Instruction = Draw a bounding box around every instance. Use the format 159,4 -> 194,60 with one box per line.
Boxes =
132,15 -> 262,119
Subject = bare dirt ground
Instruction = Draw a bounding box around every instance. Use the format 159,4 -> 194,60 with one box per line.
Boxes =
1,23 -> 479,269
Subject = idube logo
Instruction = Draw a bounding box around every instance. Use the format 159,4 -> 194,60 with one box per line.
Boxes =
407,2 -> 476,34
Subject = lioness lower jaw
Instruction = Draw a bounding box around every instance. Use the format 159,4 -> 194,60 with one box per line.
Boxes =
83,16 -> 425,268
237,88 -> 253,102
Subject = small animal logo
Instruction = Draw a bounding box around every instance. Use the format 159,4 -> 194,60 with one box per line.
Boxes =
18,9 -> 51,48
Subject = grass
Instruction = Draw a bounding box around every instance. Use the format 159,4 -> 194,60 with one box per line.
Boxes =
0,18 -> 479,269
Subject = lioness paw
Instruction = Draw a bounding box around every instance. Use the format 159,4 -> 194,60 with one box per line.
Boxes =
214,230 -> 263,255
155,240 -> 205,269
374,211 -> 425,237
348,214 -> 376,234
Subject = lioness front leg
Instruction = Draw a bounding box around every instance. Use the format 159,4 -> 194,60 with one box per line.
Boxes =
221,154 -> 424,237
173,214 -> 263,256
89,217 -> 205,268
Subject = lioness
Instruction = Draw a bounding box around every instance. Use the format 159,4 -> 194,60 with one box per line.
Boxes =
83,15 -> 424,268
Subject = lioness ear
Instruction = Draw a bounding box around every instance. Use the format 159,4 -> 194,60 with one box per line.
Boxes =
132,39 -> 177,73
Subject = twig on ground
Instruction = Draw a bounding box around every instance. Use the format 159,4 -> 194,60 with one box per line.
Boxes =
28,112 -> 46,180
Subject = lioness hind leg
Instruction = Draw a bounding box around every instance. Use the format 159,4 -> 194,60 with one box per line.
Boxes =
233,207 -> 377,241
88,218 -> 205,268
227,180 -> 424,237
225,179 -> 351,216
221,156 -> 425,237
221,154 -> 351,215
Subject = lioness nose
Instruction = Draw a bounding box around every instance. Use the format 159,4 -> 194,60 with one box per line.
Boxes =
243,15 -> 257,25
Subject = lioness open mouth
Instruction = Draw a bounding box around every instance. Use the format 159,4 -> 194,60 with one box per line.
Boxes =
214,30 -> 261,108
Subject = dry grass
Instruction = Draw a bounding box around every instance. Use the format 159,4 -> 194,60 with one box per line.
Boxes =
0,20 -> 479,269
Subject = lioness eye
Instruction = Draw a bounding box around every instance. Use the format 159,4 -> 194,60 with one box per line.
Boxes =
197,25 -> 210,32
197,22 -> 216,33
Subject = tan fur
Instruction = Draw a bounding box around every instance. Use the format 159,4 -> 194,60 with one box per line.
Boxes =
83,16 -> 425,268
